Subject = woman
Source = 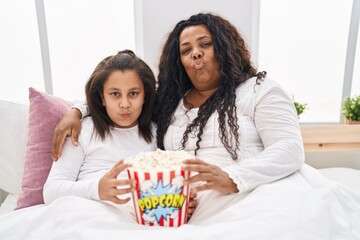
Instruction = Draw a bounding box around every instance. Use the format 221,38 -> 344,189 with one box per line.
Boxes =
153,13 -> 303,195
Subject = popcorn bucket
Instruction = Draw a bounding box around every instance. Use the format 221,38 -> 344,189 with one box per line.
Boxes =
127,167 -> 191,227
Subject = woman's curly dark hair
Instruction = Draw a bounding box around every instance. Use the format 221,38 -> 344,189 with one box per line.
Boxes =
153,13 -> 265,160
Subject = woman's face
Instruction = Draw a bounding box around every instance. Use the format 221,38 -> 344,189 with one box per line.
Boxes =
102,70 -> 145,128
179,24 -> 221,91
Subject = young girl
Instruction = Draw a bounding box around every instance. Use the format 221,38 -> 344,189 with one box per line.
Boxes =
43,50 -> 157,205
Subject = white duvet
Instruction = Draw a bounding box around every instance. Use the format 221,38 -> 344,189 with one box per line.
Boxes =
1,165 -> 359,240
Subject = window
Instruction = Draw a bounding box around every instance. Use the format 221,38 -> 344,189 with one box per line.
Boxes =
0,0 -> 43,103
258,0 -> 354,123
0,0 -> 135,103
44,0 -> 135,101
351,24 -> 360,97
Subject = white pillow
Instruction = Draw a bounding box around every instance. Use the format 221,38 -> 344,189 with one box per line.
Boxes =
0,100 -> 28,194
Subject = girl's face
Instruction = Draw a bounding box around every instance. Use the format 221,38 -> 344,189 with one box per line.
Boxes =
179,24 -> 221,92
102,70 -> 145,128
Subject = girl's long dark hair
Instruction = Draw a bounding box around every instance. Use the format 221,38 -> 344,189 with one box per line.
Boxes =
153,13 -> 265,160
86,50 -> 156,143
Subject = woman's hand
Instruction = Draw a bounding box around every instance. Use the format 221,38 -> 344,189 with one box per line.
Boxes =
51,108 -> 82,161
99,160 -> 135,204
187,189 -> 197,220
182,158 -> 239,195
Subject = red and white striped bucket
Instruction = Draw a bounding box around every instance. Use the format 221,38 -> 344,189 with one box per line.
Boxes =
127,167 -> 191,227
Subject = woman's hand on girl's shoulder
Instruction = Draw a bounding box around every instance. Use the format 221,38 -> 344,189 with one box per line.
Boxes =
51,108 -> 82,161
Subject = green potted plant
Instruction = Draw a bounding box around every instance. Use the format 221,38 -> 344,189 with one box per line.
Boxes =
342,95 -> 360,124
291,95 -> 307,119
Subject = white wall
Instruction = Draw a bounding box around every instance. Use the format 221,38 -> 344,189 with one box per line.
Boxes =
134,0 -> 259,76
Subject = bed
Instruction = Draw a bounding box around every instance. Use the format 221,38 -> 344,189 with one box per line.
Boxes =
0,92 -> 360,240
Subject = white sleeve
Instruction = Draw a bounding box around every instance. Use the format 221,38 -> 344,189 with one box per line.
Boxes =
43,137 -> 100,204
69,100 -> 89,118
223,80 -> 305,193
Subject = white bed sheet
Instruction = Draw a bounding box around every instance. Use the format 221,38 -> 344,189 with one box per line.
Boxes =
0,165 -> 359,240
318,167 -> 360,194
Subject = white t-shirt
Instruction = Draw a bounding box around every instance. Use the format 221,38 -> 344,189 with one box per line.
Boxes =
43,117 -> 157,204
164,77 -> 304,192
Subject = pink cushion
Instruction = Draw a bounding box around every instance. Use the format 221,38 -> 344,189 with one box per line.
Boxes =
16,87 -> 72,209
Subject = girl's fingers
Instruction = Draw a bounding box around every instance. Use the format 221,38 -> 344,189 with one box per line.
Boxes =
108,160 -> 132,178
110,196 -> 131,205
111,179 -> 135,188
111,187 -> 134,196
